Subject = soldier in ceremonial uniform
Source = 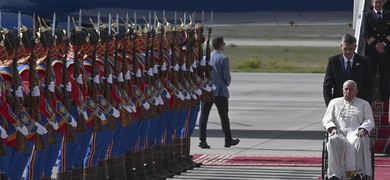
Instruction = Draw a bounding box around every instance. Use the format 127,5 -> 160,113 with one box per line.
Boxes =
39,26 -> 78,180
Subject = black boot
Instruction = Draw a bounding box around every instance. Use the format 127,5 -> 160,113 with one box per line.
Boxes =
56,170 -> 73,180
72,166 -> 83,180
106,158 -> 117,180
97,159 -> 107,180
83,166 -> 97,180
132,151 -> 151,180
182,137 -> 202,168
143,147 -> 166,180
162,144 -> 182,175
173,138 -> 191,171
125,150 -> 138,180
116,155 -> 127,180
153,144 -> 174,178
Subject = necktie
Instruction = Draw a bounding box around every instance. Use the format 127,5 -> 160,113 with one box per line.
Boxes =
378,11 -> 382,20
346,60 -> 352,78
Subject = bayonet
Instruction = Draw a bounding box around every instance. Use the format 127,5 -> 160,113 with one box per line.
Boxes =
32,13 -> 36,40
210,11 -> 213,28
116,13 -> 119,36
97,12 -> 100,36
79,9 -> 82,31
184,12 -> 186,26
134,12 -> 137,31
52,13 -> 56,37
108,13 -> 112,35
126,13 -> 129,34
67,15 -> 70,38
18,12 -> 21,38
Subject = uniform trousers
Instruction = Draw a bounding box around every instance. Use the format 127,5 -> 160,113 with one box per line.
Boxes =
174,110 -> 190,138
164,109 -> 179,144
181,105 -> 200,138
43,132 -> 63,178
6,140 -> 34,179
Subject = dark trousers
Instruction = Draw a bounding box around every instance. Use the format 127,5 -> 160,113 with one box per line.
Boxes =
199,96 -> 232,143
367,50 -> 390,101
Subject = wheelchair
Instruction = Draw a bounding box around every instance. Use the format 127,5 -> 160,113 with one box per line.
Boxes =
321,133 -> 375,180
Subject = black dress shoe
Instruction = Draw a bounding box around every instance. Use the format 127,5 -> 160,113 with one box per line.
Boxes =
349,174 -> 364,180
199,141 -> 210,149
224,139 -> 240,148
329,176 -> 341,180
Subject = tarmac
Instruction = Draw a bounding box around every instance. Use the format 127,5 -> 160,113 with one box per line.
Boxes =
176,72 -> 326,179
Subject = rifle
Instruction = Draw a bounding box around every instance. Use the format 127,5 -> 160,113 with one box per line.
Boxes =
144,14 -> 158,118
42,14 -> 57,145
202,11 -> 214,102
185,16 -> 197,108
178,16 -> 190,110
0,11 -> 6,156
89,17 -> 103,132
24,14 -> 46,150
171,12 -> 183,111
71,13 -> 87,133
103,14 -> 118,130
13,12 -> 28,152
132,13 -> 148,121
157,15 -> 170,112
114,14 -> 131,127
62,16 -> 77,142
121,13 -> 135,125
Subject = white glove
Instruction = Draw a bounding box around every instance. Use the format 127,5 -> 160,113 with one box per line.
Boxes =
0,125 -> 8,139
136,69 -> 142,77
178,91 -> 185,101
77,107 -> 88,120
93,75 -> 100,84
211,84 -> 217,90
189,67 -> 194,73
195,87 -> 202,95
164,88 -> 171,99
69,116 -> 77,127
125,71 -> 131,80
76,74 -> 83,84
204,84 -> 212,92
123,105 -> 132,113
157,94 -> 164,105
185,93 -> 191,100
129,103 -> 136,113
15,86 -> 24,98
111,108 -> 120,118
200,58 -> 206,66
107,74 -> 113,83
98,113 -> 106,121
35,122 -> 48,135
192,94 -> 197,100
32,86 -> 40,97
16,125 -> 29,136
153,65 -> 159,74
118,72 -> 124,82
192,61 -> 197,68
174,64 -> 180,71
48,81 -> 55,93
142,101 -> 150,110
49,121 -> 59,130
147,68 -> 153,76
66,82 -> 72,92
181,63 -> 187,71
161,62 -> 167,71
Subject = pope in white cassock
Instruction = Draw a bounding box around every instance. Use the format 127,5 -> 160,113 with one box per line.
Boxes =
322,80 -> 375,180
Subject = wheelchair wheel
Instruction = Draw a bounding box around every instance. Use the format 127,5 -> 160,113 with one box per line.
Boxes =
370,138 -> 375,180
322,138 -> 328,180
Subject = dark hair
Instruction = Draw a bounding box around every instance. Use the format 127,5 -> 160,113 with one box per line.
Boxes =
212,36 -> 224,50
341,34 -> 357,45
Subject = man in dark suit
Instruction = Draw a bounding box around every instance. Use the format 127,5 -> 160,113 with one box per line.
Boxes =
323,34 -> 375,106
362,0 -> 390,102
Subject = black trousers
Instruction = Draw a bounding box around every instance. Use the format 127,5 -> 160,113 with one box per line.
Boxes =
198,96 -> 232,143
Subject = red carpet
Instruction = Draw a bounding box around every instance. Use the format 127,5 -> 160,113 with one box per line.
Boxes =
193,154 -> 390,180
